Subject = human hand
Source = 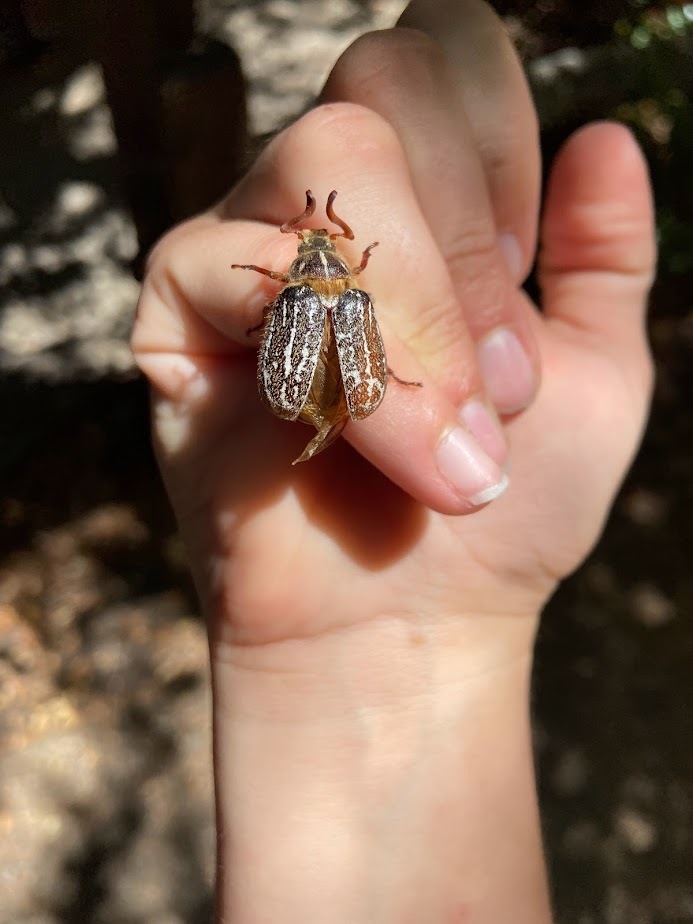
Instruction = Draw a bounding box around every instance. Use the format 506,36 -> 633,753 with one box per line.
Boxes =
131,2 -> 655,920
131,25 -> 654,647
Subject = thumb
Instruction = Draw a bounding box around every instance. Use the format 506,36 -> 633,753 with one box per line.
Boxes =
539,121 -> 656,385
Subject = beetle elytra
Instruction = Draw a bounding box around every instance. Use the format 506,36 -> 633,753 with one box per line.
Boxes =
232,190 -> 419,464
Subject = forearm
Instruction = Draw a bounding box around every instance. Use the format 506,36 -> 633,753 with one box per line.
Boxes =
211,613 -> 553,924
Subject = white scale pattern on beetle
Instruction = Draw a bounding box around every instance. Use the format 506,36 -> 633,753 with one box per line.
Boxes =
261,286 -> 325,419
332,289 -> 386,418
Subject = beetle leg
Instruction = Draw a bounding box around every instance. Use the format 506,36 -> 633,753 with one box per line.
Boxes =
388,367 -> 422,388
231,263 -> 289,282
245,318 -> 265,336
245,301 -> 275,337
351,241 -> 379,275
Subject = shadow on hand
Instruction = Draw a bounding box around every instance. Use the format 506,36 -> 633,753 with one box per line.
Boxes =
221,410 -> 427,571
291,434 -> 427,569
159,354 -> 428,581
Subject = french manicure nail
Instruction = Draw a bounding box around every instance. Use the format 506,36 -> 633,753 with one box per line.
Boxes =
459,399 -> 507,467
436,426 -> 509,506
477,327 -> 535,415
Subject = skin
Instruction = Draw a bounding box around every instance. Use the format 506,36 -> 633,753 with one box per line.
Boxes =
131,2 -> 656,921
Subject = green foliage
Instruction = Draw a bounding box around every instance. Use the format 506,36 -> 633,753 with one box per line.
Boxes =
611,5 -> 693,276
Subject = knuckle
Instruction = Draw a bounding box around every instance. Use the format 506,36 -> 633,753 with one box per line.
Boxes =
444,219 -> 505,306
350,27 -> 445,78
131,262 -> 182,353
400,291 -> 478,394
282,102 -> 402,168
328,28 -> 449,105
143,217 -> 198,278
445,217 -> 498,268
540,226 -> 657,286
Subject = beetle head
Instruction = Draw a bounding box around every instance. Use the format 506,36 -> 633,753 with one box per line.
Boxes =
297,229 -> 336,254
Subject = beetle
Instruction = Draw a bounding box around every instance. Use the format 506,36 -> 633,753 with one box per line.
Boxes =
232,190 -> 419,464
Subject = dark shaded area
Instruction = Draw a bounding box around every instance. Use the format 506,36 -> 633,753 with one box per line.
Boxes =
1,1 -> 692,922
2,0 -> 246,268
535,322 -> 693,920
524,8 -> 693,920
0,378 -> 213,923
496,0 -> 669,54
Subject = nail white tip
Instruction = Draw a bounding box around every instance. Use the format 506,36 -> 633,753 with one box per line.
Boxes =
468,473 -> 509,507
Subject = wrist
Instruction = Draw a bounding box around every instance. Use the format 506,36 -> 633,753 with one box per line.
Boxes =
213,608 -> 539,718
211,612 -> 552,923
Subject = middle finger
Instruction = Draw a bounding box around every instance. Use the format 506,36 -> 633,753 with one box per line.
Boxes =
321,27 -> 540,415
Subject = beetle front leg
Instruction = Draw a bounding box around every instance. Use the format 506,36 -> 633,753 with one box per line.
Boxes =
231,263 -> 289,282
351,242 -> 379,276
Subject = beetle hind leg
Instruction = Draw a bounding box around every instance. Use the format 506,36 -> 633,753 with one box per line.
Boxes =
245,318 -> 264,336
388,367 -> 422,388
351,242 -> 379,275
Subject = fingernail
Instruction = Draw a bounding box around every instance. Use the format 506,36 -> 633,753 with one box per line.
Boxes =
459,399 -> 507,467
477,327 -> 535,415
436,427 -> 509,506
498,232 -> 524,282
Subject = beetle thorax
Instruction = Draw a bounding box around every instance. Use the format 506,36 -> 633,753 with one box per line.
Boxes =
288,232 -> 352,295
297,230 -> 336,253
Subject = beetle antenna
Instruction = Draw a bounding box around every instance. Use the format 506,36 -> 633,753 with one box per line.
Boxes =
281,190 -> 316,237
326,190 -> 354,240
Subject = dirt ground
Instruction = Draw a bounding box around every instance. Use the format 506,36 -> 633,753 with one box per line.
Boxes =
1,2 -> 692,922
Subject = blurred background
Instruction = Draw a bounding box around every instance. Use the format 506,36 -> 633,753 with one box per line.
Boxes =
0,1 -> 691,921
